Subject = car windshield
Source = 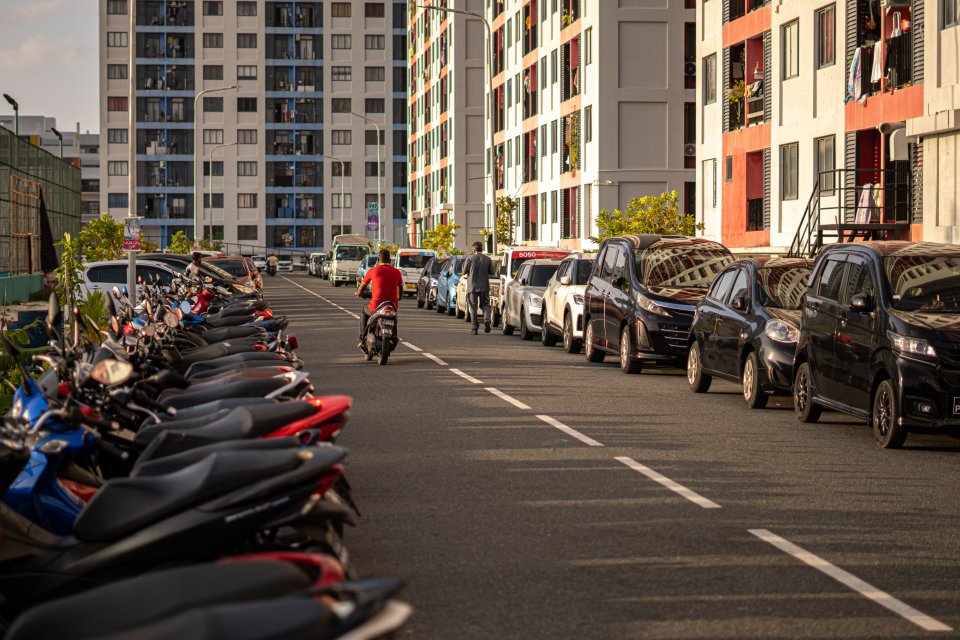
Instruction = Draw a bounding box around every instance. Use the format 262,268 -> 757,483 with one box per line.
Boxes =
574,260 -> 594,285
335,246 -> 368,261
885,255 -> 960,312
639,247 -> 733,290
755,265 -> 811,309
530,264 -> 559,287
398,254 -> 432,269
209,260 -> 248,277
364,256 -> 378,267
429,260 -> 443,275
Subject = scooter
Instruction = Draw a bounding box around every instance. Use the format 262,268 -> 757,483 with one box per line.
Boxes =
361,301 -> 398,366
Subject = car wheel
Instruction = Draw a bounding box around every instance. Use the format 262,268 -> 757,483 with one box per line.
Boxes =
541,313 -> 558,347
687,342 -> 711,393
793,362 -> 822,423
501,301 -> 515,335
584,320 -> 604,363
562,312 -> 581,353
436,298 -> 445,313
493,306 -> 502,328
456,305 -> 465,319
417,289 -> 425,308
872,379 -> 907,449
619,326 -> 643,374
742,351 -> 768,409
448,300 -> 456,316
520,308 -> 534,341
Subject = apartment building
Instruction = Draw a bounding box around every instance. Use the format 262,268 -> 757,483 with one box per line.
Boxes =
697,0 -> 934,254
484,0 -> 696,251
407,0 -> 486,251
99,0 -> 408,251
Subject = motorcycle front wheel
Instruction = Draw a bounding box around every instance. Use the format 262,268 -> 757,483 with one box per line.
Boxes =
378,343 -> 390,365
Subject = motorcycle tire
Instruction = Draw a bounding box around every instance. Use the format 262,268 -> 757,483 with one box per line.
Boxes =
378,344 -> 390,365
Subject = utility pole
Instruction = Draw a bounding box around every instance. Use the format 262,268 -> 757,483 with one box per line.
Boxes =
127,0 -> 138,306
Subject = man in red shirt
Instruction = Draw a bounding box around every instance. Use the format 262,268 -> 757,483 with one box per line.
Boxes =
355,248 -> 404,347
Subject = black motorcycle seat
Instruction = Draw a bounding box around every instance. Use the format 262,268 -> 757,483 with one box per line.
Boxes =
160,397 -> 277,420
133,437 -> 301,476
160,377 -> 293,410
136,402 -> 315,447
73,449 -> 305,542
185,351 -> 283,373
204,315 -> 256,328
142,409 -> 232,432
207,305 -> 255,319
196,325 -> 264,343
6,561 -> 312,640
187,362 -> 286,382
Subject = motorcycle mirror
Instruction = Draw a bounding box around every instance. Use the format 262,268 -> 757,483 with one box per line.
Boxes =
180,301 -> 192,314
143,324 -> 156,338
163,311 -> 179,329
106,294 -> 117,318
89,358 -> 134,386
145,300 -> 153,315
46,292 -> 63,340
121,285 -> 129,297
112,285 -> 122,299
110,316 -> 121,336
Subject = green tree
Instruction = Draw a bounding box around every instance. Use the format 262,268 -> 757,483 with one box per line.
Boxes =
139,232 -> 159,254
77,213 -> 124,262
377,241 -> 399,255
54,232 -> 84,306
422,223 -> 461,256
167,231 -> 193,254
495,196 -> 518,247
198,237 -> 222,252
592,190 -> 703,243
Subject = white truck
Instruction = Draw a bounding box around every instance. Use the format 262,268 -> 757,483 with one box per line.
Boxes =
394,248 -> 436,297
329,234 -> 373,287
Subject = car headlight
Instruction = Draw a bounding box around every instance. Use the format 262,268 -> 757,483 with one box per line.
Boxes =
530,295 -> 543,308
573,294 -> 584,305
636,292 -> 669,317
430,278 -> 437,286
764,319 -> 799,344
888,331 -> 937,358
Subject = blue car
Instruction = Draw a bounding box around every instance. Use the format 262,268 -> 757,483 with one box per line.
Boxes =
356,255 -> 379,296
434,255 -> 467,316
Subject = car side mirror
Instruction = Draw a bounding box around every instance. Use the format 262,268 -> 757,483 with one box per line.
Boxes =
559,275 -> 572,286
731,294 -> 749,312
520,277 -> 528,286
849,293 -> 873,313
612,275 -> 625,289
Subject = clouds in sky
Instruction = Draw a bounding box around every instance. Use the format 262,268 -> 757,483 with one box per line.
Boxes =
0,0 -> 98,133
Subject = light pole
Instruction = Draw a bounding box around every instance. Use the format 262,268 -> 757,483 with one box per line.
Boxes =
193,85 -> 238,245
350,111 -> 382,245
2,94 -> 18,136
207,141 -> 236,243
417,4 -> 499,255
321,154 -> 346,237
50,127 -> 63,158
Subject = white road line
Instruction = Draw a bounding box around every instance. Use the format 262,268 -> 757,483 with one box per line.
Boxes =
422,353 -> 448,366
535,414 -> 604,447
615,456 -> 721,509
748,529 -> 951,632
485,387 -> 531,410
450,368 -> 483,384
401,341 -> 423,352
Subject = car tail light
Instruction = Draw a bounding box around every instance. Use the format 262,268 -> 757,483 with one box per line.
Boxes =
252,343 -> 267,352
381,307 -> 396,316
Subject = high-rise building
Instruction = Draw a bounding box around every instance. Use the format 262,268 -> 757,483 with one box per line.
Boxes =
483,0 -> 696,251
99,0 -> 408,252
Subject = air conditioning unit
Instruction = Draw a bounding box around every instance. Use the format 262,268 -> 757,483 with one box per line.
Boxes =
684,62 -> 697,77
684,144 -> 697,158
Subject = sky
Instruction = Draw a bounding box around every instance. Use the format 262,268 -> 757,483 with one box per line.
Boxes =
0,0 -> 99,134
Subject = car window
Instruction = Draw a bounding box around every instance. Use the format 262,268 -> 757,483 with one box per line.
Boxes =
842,259 -> 876,305
209,259 -> 248,277
516,263 -> 530,282
454,258 -> 466,275
755,264 -> 812,309
92,265 -> 126,283
530,264 -> 559,287
575,259 -> 594,285
707,269 -> 736,302
601,246 -> 619,281
140,266 -> 174,286
429,259 -> 443,275
729,269 -> 750,304
884,254 -> 960,311
816,258 -> 847,301
611,246 -> 628,291
639,244 -> 733,289
556,261 -> 570,281
440,260 -> 451,274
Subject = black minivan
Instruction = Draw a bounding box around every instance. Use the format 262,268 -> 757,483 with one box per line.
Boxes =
794,241 -> 960,448
583,235 -> 733,373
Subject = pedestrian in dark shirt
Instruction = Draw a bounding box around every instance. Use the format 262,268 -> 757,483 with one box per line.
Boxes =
462,242 -> 496,335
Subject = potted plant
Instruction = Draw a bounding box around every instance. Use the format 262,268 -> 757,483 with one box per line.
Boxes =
728,79 -> 746,127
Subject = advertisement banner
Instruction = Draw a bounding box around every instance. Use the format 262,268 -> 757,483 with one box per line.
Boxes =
123,217 -> 141,252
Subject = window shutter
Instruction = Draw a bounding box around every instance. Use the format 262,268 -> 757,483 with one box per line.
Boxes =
722,0 -> 730,24
576,187 -> 582,239
911,0 -> 924,84
845,0 -> 857,63
844,132 -> 857,222
763,31 -> 772,123
763,147 -> 771,230
911,141 -> 923,223
722,47 -> 731,133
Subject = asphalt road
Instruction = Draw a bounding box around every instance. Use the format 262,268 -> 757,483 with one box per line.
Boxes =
271,274 -> 960,639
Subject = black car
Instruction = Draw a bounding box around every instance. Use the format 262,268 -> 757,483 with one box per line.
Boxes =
687,257 -> 814,408
583,235 -> 734,374
416,257 -> 444,310
793,241 -> 960,448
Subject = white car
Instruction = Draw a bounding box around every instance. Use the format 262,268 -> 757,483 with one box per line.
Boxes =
277,259 -> 294,272
252,255 -> 267,271
540,253 -> 596,353
493,246 -> 570,326
501,259 -> 562,340
82,260 -> 181,300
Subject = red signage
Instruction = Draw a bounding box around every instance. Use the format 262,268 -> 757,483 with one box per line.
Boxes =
513,250 -> 569,259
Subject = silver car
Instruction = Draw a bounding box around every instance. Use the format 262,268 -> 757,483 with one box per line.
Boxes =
501,259 -> 562,340
541,253 -> 595,353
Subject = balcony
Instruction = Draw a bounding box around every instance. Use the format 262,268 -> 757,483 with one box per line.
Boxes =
728,0 -> 769,22
885,32 -> 913,89
746,198 -> 764,231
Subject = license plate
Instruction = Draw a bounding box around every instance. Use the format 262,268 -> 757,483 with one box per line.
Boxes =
382,328 -> 393,336
404,284 -> 415,290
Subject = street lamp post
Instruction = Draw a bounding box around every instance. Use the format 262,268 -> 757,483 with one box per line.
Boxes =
350,112 -> 382,245
321,154 -> 346,237
2,94 -> 18,136
207,141 -> 237,243
193,85 -> 238,245
50,127 -> 63,158
416,4 -> 499,255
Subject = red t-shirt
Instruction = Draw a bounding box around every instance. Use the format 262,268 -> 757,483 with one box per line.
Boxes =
363,264 -> 403,313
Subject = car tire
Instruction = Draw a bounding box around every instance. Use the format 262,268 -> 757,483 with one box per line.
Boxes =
687,342 -> 711,393
520,308 -> 534,341
793,362 -> 822,423
448,300 -> 456,316
562,312 -> 581,354
541,314 -> 558,347
417,291 -> 425,309
742,351 -> 768,409
619,326 -> 643,374
872,378 -> 907,449
436,297 -> 445,313
584,320 -> 604,363
501,301 -> 515,335
456,305 -> 465,319
493,306 -> 502,328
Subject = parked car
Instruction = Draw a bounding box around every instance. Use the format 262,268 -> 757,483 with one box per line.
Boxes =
357,254 -> 379,294
686,257 -> 814,408
793,241 -> 960,448
307,252 -> 326,277
244,256 -> 263,289
583,235 -> 734,373
493,246 -> 570,326
501,259 -> 562,340
454,257 -> 503,323
435,255 -> 468,315
138,253 -> 256,295
541,253 -> 595,353
416,257 -> 444,310
277,258 -> 294,273
82,260 -> 181,299
252,255 -> 267,271
395,248 -> 436,297
206,255 -> 254,284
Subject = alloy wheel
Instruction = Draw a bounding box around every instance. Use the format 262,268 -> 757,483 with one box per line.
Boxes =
563,315 -> 572,351
687,345 -> 699,386
875,388 -> 891,438
743,357 -> 755,402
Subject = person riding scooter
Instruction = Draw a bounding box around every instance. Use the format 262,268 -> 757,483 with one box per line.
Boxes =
266,254 -> 279,277
355,248 -> 403,350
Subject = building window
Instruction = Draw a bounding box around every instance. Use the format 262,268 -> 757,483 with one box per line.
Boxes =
365,35 -> 385,50
332,193 -> 353,209
551,49 -> 557,84
107,0 -> 127,14
365,162 -> 385,177
203,96 -> 223,112
203,1 -> 223,16
366,2 -> 385,17
237,33 -> 257,49
366,130 -> 384,145
237,161 -> 257,176
703,158 -> 717,210
584,106 -> 593,144
237,97 -> 257,112
203,65 -> 224,80
203,161 -> 223,176
107,129 -> 128,143
704,54 -> 717,104
584,28 -> 592,65
203,194 -> 224,208
365,66 -> 385,81
332,130 -> 352,145
332,98 -> 352,113
203,129 -> 224,144
108,161 -> 128,176
815,135 -> 835,194
945,0 -> 959,28
725,155 -> 733,181
238,193 -> 258,208
782,20 -> 799,79
107,64 -> 127,80
108,193 -> 128,208
332,35 -> 352,49
332,162 -> 352,177
237,225 -> 258,240
365,98 -> 385,113
332,66 -> 352,81
781,142 -> 799,200
107,32 -> 128,47
203,33 -> 224,48
238,129 -> 257,144
237,65 -> 257,80
331,2 -> 351,17
237,1 -> 257,16
107,97 -> 128,111
816,5 -> 835,68
551,119 -> 557,153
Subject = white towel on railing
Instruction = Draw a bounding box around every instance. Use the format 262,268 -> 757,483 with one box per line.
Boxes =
855,184 -> 874,224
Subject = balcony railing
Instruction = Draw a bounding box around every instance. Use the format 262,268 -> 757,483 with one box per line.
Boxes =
885,32 -> 913,89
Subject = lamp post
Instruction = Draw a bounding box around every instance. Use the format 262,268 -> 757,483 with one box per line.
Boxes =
2,94 -> 18,136
207,141 -> 236,243
350,111 -> 382,245
322,154 -> 346,237
50,127 -> 63,158
193,85 -> 238,245
416,4 -> 499,255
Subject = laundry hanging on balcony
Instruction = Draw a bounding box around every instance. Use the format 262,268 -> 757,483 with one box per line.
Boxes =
854,183 -> 882,224
847,47 -> 863,101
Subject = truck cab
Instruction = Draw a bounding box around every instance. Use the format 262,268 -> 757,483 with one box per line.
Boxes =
329,234 -> 372,287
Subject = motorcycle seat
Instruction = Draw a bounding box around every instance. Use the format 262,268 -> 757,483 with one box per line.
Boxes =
136,402 -> 316,447
73,449 -> 306,542
196,325 -> 264,343
187,362 -> 289,382
185,352 -> 284,375
133,437 -> 301,475
176,341 -> 258,366
204,315 -> 257,328
162,397 -> 277,421
144,409 -> 232,431
160,377 -> 293,410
